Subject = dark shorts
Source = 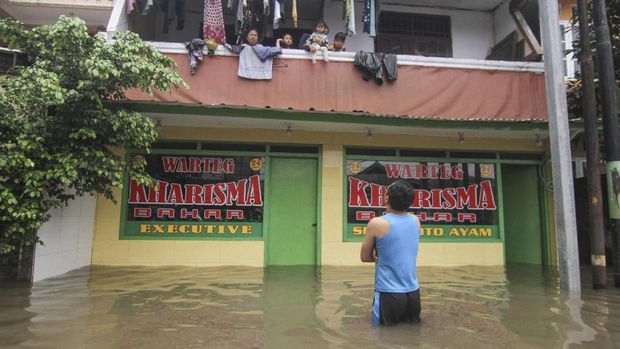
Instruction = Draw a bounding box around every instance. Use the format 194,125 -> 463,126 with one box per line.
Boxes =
373,289 -> 421,325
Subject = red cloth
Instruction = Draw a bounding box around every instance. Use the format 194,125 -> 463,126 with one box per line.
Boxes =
204,0 -> 227,44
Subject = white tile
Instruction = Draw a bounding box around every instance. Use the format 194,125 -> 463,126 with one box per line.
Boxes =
76,247 -> 92,267
36,217 -> 61,256
59,217 -> 80,253
59,251 -> 77,271
62,197 -> 82,217
48,205 -> 63,218
77,217 -> 95,249
79,195 -> 97,217
33,254 -> 61,282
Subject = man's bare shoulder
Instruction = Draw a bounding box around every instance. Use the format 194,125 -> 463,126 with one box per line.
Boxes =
368,216 -> 390,236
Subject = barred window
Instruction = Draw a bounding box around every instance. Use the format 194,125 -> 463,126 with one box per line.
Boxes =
377,12 -> 452,57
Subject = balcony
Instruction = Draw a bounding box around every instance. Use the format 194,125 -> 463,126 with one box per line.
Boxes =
111,0 -> 548,124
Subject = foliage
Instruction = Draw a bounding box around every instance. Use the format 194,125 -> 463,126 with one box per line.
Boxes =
567,0 -> 619,118
0,16 -> 184,254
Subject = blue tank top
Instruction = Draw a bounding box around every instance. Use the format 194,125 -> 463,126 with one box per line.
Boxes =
375,213 -> 420,293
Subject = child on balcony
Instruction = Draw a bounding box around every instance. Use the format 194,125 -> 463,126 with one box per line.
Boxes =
305,21 -> 330,63
328,32 -> 347,52
276,33 -> 294,49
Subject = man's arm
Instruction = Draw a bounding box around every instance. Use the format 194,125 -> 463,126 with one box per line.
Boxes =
360,217 -> 386,262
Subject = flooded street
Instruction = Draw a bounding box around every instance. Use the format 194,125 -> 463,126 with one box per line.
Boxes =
1,265 -> 620,348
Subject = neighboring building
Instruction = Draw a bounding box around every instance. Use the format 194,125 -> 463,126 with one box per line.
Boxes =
0,0 -> 114,30
3,0 -> 581,279
0,1 -> 115,282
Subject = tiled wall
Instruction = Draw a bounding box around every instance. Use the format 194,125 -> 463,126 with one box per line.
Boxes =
33,194 -> 96,282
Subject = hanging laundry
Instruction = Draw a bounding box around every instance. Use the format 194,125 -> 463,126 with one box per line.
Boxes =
204,0 -> 227,44
234,0 -> 274,44
347,0 -> 356,36
127,0 -> 153,15
186,39 -> 205,75
236,44 -> 282,80
362,0 -> 371,34
126,0 -> 135,15
186,39 -> 219,74
369,0 -> 376,37
161,0 -> 186,33
292,0 -> 298,28
237,0 -> 253,44
354,51 -> 398,85
139,0 -> 153,15
234,0 -> 245,41
273,0 -> 282,30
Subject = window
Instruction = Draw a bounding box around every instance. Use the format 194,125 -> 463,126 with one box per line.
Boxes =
560,21 -> 580,79
0,49 -> 27,74
376,12 -> 452,57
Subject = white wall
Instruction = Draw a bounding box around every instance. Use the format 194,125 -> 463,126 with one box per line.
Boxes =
33,195 -> 96,282
376,4 -> 494,59
493,0 -> 517,44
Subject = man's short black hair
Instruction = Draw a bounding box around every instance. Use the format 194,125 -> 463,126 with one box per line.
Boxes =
387,180 -> 414,211
334,32 -> 346,42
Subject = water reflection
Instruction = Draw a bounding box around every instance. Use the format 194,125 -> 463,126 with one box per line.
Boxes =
0,265 -> 619,348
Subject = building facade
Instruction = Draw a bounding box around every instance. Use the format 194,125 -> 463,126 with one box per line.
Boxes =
92,0 -> 563,268
2,0 -> 583,279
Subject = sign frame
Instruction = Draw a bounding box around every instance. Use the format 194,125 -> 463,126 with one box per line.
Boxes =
342,150 -> 513,243
120,148 -> 268,241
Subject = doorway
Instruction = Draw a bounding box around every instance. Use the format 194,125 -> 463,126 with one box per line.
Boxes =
267,158 -> 318,265
502,164 -> 544,264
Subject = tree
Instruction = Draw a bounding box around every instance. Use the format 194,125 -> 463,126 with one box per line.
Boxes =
566,0 -> 619,119
0,16 -> 184,258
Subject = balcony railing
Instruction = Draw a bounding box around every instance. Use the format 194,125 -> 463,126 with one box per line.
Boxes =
126,41 -> 548,124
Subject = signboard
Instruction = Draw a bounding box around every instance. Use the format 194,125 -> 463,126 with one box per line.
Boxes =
122,154 -> 265,239
346,160 -> 499,241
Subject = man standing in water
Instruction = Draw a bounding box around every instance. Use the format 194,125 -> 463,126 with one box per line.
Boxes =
360,180 -> 421,325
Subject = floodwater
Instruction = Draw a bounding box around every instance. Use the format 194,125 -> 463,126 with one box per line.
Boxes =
1,265 -> 620,349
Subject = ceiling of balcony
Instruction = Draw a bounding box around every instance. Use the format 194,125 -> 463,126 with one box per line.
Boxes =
359,0 -> 507,12
0,0 -> 112,28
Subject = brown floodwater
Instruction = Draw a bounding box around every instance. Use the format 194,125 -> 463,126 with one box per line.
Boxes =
1,264 -> 619,348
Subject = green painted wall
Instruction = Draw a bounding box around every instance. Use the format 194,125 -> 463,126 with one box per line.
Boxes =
267,158 -> 318,265
502,165 -> 543,264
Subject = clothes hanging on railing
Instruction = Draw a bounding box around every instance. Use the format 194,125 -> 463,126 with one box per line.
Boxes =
186,39 -> 218,74
204,0 -> 227,44
233,44 -> 282,80
354,51 -> 398,85
186,39 -> 205,74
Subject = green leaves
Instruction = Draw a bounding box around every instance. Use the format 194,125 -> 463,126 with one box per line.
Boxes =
0,16 -> 184,254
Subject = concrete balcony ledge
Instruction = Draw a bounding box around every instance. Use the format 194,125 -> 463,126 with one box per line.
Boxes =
126,41 -> 549,124
149,41 -> 545,73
